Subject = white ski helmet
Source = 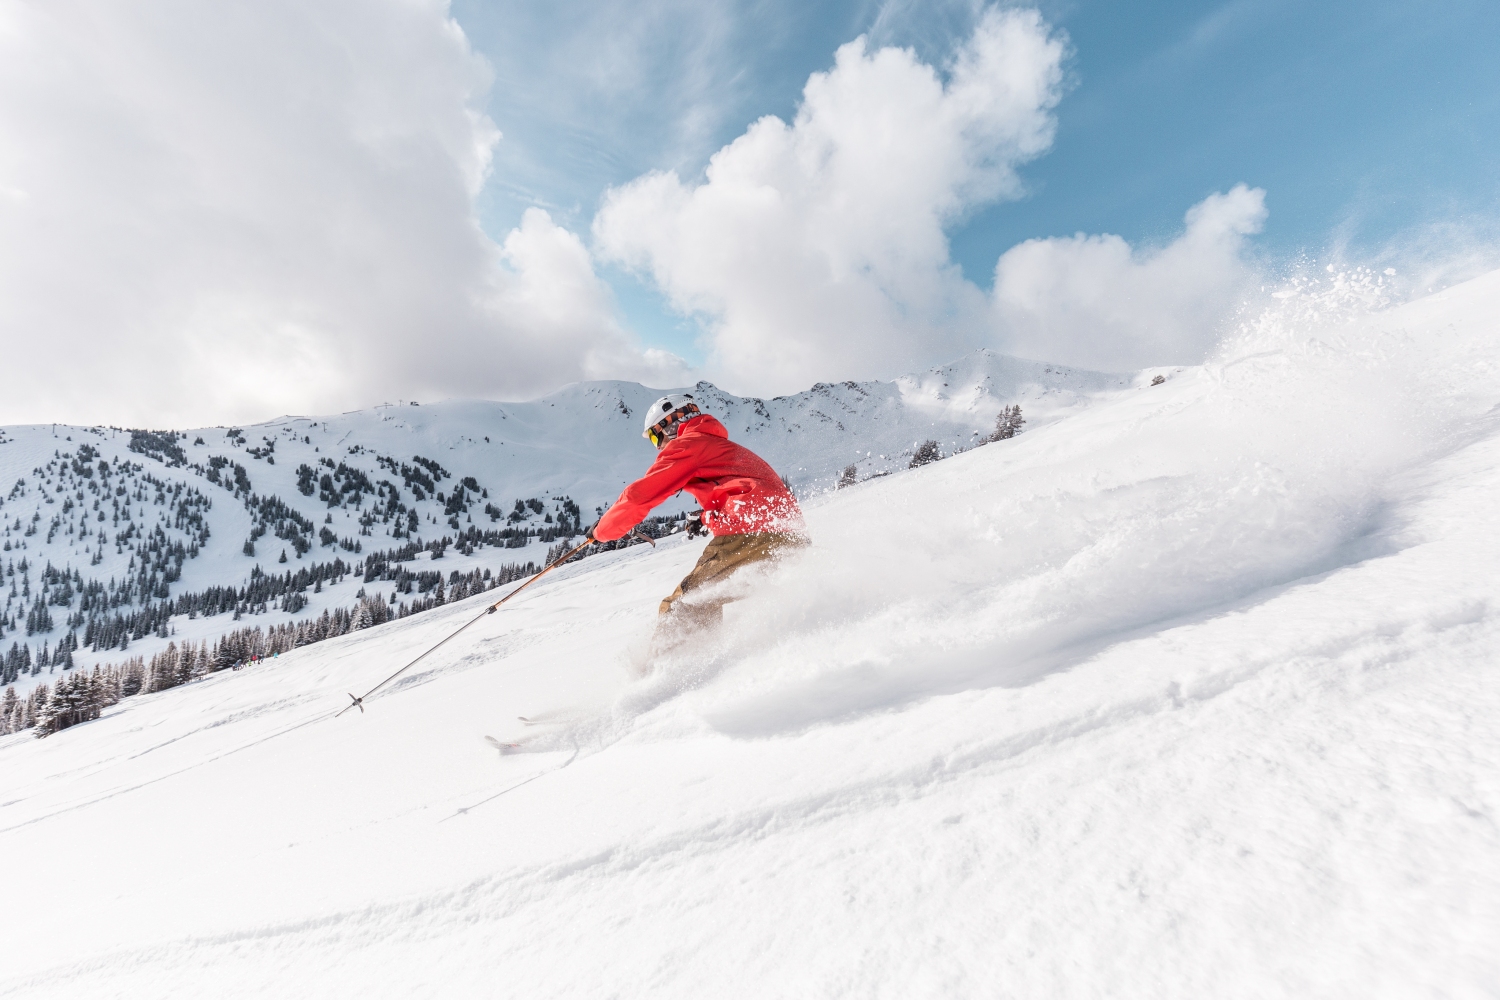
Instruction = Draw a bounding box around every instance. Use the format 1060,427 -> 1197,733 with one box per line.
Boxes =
642,393 -> 701,446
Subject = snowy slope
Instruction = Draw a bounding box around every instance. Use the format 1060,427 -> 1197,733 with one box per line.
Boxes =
2,271 -> 1499,997
0,350 -> 1125,689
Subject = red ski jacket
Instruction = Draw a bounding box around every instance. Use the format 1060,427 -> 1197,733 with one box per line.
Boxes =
594,415 -> 805,542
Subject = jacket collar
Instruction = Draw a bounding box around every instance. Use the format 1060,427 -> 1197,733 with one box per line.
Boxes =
673,414 -> 727,441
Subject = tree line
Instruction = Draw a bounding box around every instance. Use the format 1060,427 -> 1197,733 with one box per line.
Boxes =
2,563 -> 538,738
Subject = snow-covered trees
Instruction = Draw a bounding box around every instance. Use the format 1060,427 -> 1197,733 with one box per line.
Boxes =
1,681 -> 47,733
350,596 -> 380,631
991,404 -> 1025,441
144,641 -> 208,693
910,441 -> 942,468
0,684 -> 18,733
31,667 -> 112,736
25,598 -> 53,634
3,641 -> 32,683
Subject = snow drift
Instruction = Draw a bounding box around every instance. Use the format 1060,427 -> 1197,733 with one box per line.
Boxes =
2,269 -> 1499,997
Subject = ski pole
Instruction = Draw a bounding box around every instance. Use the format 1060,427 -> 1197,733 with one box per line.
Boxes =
336,537 -> 594,718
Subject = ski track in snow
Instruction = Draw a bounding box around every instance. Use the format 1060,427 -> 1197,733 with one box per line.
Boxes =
2,273 -> 1500,996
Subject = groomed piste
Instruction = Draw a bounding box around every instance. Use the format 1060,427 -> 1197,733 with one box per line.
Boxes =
3,270 -> 1499,998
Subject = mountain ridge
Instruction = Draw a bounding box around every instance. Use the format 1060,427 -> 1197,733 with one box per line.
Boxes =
0,349 -> 1134,689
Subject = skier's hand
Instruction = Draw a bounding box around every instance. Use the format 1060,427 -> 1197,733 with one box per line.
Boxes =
584,521 -> 600,543
685,512 -> 708,539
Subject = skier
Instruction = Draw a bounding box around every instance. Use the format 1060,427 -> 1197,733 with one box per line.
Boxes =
586,393 -> 807,642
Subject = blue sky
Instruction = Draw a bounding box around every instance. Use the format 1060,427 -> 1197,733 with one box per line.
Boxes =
453,0 -> 1500,365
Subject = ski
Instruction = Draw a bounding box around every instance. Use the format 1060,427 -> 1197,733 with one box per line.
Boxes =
517,711 -> 578,726
484,735 -> 523,753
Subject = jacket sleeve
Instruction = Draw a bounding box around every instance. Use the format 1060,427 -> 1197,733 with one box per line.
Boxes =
594,445 -> 701,541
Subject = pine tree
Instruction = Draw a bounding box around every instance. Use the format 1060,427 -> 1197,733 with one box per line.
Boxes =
909,440 -> 941,469
186,644 -> 210,683
213,636 -> 235,672
24,597 -> 51,635
0,685 -> 17,735
86,668 -> 106,719
32,681 -> 56,736
838,464 -> 858,489
120,657 -> 145,697
147,642 -> 180,693
174,641 -> 195,686
991,404 -> 1025,441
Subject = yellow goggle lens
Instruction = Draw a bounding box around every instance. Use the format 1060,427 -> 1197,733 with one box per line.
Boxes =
647,405 -> 697,447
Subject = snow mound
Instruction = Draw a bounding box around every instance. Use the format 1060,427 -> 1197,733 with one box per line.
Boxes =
2,270 -> 1499,997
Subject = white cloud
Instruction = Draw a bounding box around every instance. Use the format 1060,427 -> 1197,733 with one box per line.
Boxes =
499,208 -> 692,386
0,0 -> 1276,428
0,0 -> 660,426
594,8 -> 1067,396
991,184 -> 1269,371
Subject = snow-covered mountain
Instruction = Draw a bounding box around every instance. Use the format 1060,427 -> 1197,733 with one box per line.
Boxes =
0,350 -> 1129,687
2,269 -> 1497,997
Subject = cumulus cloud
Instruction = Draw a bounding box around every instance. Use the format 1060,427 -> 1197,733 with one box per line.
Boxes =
0,0 -> 664,426
992,185 -> 1269,371
594,8 -> 1067,395
1,0 -> 1274,428
499,208 -> 692,386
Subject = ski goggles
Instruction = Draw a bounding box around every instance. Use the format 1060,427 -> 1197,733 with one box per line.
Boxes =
644,405 -> 700,447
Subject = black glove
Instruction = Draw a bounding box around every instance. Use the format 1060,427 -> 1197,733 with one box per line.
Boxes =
584,521 -> 600,542
685,512 -> 708,539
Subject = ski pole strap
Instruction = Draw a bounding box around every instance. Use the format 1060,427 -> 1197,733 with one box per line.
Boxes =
335,536 -> 593,718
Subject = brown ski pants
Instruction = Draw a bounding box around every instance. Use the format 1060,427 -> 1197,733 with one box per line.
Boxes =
657,531 -> 808,632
